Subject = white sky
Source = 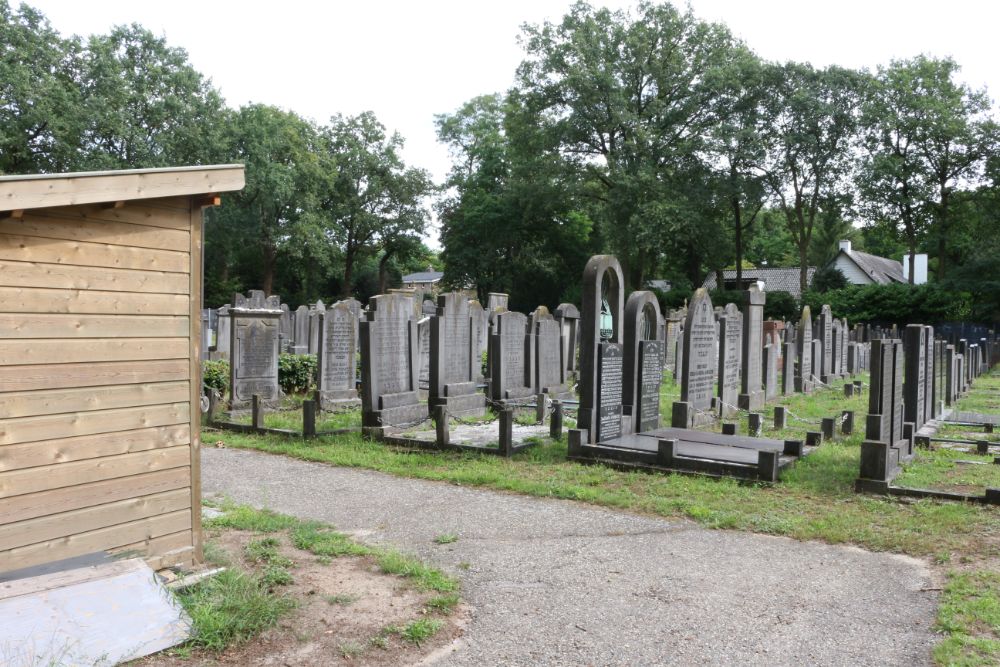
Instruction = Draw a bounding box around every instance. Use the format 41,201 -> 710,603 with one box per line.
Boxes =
27,0 -> 1000,246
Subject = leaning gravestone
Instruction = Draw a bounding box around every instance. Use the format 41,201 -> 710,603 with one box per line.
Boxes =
292,305 -> 310,354
317,302 -> 359,408
429,292 -> 485,417
819,305 -> 834,383
672,288 -> 716,428
738,284 -> 765,410
795,306 -> 814,393
360,291 -> 424,433
489,310 -> 533,401
716,303 -> 742,418
623,291 -> 663,433
229,291 -> 282,410
577,255 -> 626,443
554,303 -> 581,373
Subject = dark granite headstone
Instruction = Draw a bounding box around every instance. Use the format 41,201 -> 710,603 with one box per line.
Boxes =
578,256 -> 625,443
636,340 -> 663,432
597,342 -> 624,441
317,302 -> 359,407
738,284 -> 765,410
903,324 -> 927,429
624,291 -> 663,432
229,291 -> 282,409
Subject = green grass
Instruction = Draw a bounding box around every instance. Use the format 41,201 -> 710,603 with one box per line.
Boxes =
325,594 -> 357,605
433,533 -> 458,545
178,569 -> 296,652
895,446 -> 1000,493
425,593 -> 460,614
400,618 -> 444,645
933,570 -> 1000,666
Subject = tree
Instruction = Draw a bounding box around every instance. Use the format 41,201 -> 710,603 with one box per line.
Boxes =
0,1 -> 82,174
759,62 -> 863,294
515,1 -> 745,288
316,112 -> 433,298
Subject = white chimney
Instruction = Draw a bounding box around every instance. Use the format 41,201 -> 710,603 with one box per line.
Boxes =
902,254 -> 928,284
838,240 -> 852,253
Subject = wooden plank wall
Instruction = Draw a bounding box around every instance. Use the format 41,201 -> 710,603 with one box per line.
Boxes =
0,196 -> 201,573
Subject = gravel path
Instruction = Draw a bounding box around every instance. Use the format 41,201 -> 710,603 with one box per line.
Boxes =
203,447 -> 939,666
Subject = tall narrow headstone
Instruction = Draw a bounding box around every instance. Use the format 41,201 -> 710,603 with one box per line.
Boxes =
716,303 -> 742,417
623,291 -> 663,433
795,306 -> 814,393
429,292 -> 485,417
738,285 -> 765,410
664,309 -> 683,371
859,338 -> 909,482
360,291 -> 423,433
489,310 -> 533,401
317,302 -> 359,407
229,291 -> 282,410
279,303 -> 292,353
308,300 -> 325,355
764,342 -> 779,400
213,305 -> 231,361
292,305 -> 309,354
554,303 -> 581,373
819,305 -> 834,383
469,300 -> 487,381
903,324 -> 927,429
782,340 -> 795,395
417,316 -> 431,388
577,256 -> 625,443
672,288 -> 716,428
535,308 -> 572,399
923,326 -> 935,423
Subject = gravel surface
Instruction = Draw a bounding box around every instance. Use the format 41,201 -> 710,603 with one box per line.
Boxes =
203,447 -> 939,666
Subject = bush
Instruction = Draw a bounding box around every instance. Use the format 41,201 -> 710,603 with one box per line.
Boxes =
801,283 -> 973,325
812,266 -> 848,292
278,353 -> 317,395
763,290 -> 798,322
203,360 -> 230,396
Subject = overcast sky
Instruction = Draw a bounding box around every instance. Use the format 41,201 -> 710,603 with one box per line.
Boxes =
27,0 -> 999,245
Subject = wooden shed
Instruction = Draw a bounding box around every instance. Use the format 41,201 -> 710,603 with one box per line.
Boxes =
0,165 -> 245,575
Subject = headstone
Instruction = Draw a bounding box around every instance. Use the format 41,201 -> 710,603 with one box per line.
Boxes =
812,339 -> 822,385
489,310 -> 533,401
360,291 -> 424,432
903,324 -> 927,429
819,305 -> 834,383
923,326 -> 934,423
623,291 -> 663,433
554,303 -> 581,373
229,291 -> 282,410
782,341 -> 796,395
535,308 -> 571,398
213,305 -> 231,361
738,285 -> 765,410
716,303 -> 742,417
340,297 -> 364,354
308,300 -> 324,355
945,345 -> 956,405
673,288 -> 716,428
428,292 -> 485,417
279,303 -> 292,353
764,343 -> 779,400
860,338 -> 909,482
292,305 -> 309,354
664,309 -> 683,371
317,302 -> 359,407
673,319 -> 685,383
469,300 -> 487,381
486,292 -> 509,324
200,309 -> 212,361
417,316 -> 431,389
577,255 -> 625,443
795,306 -> 813,393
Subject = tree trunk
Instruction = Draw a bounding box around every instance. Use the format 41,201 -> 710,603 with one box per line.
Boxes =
907,240 -> 916,285
799,244 -> 809,296
936,184 -> 950,281
733,196 -> 743,289
377,250 -> 394,294
261,244 -> 276,296
341,251 -> 355,299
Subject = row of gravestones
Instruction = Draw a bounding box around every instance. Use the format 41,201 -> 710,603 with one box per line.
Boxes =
859,328 -> 997,484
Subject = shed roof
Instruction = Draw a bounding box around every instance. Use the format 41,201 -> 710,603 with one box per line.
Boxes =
701,266 -> 816,299
402,270 -> 444,283
830,248 -> 905,284
1,164 -> 245,212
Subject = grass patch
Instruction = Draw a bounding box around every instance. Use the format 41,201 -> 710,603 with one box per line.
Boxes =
933,570 -> 1000,666
205,503 -> 300,533
433,533 -> 458,545
178,569 -> 295,652
895,446 -> 1000,493
376,551 -> 458,592
425,593 -> 460,614
400,618 -> 443,645
325,594 -> 357,605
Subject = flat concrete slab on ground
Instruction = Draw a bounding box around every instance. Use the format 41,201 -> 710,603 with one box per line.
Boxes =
203,448 -> 938,666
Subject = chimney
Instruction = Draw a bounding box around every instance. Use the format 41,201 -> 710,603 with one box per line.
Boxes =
838,240 -> 852,253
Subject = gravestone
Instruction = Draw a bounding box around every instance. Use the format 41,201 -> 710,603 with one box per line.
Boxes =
795,306 -> 814,393
417,316 -> 431,389
292,305 -> 309,354
623,291 -> 663,433
576,255 -> 625,444
308,300 -> 324,355
664,309 -> 682,371
279,304 -> 292,353
859,338 -> 910,483
489,310 -> 533,401
360,291 -> 424,432
429,292 -> 485,417
212,305 -> 231,361
903,324 -> 927,429
764,342 -> 779,400
673,318 -> 685,383
819,305 -> 834,383
716,303 -> 742,417
535,310 -> 571,399
469,300 -> 487,381
782,340 -> 796,395
229,291 -> 282,410
317,302 -> 359,407
554,303 -> 581,373
672,288 -> 716,428
340,297 -> 363,354
923,326 -> 935,423
486,292 -> 509,326
738,285 -> 765,410
200,309 -> 212,361
812,339 -> 822,385
831,320 -> 842,378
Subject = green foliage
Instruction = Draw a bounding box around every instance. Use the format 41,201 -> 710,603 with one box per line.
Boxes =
202,360 -> 230,396
278,353 -> 317,395
762,291 -> 798,321
708,289 -> 743,309
802,283 -> 973,325
933,571 -> 1000,666
811,266 -> 848,293
400,619 -> 443,645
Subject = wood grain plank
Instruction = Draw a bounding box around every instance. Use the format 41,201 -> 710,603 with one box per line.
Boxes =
0,314 -> 189,339
0,446 -> 190,498
188,204 -> 204,562
0,232 -> 189,273
39,199 -> 192,231
0,424 -> 190,472
0,359 -> 189,393
0,402 -> 190,446
0,339 -> 189,366
0,381 -> 190,419
0,468 -> 190,524
9,211 -> 190,252
142,542 -> 195,571
0,509 -> 192,572
0,286 -> 189,315
0,488 -> 190,551
0,260 -> 189,293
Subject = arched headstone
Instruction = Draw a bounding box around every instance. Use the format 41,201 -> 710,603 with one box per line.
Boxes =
577,256 -> 625,443
623,291 -> 663,433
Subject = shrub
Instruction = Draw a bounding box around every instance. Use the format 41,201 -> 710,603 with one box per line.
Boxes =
812,266 -> 848,292
801,283 -> 973,325
203,360 -> 230,396
278,353 -> 317,395
763,290 -> 798,322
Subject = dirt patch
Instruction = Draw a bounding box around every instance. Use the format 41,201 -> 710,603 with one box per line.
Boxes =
141,529 -> 465,666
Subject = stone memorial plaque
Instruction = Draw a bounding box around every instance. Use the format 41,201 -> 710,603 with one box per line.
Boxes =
229,291 -> 282,409
597,342 -> 624,441
636,339 -> 663,432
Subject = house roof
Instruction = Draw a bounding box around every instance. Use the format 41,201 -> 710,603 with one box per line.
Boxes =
402,270 -> 444,283
1,164 -> 245,211
701,266 -> 816,299
832,248 -> 905,284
